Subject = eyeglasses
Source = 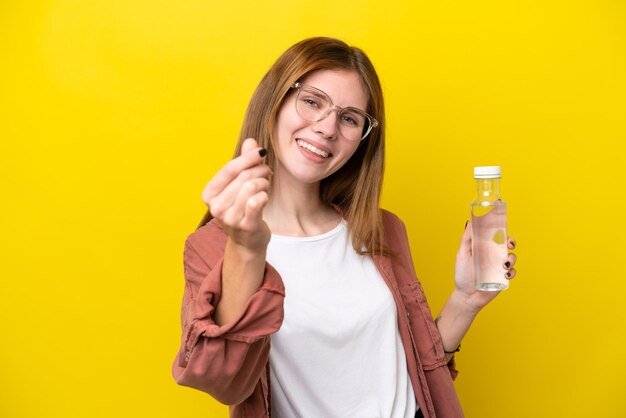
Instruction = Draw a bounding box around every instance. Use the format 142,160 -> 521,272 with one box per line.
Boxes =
291,82 -> 378,141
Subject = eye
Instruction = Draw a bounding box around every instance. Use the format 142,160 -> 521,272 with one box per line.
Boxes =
340,110 -> 364,127
341,114 -> 358,126
299,94 -> 321,109
304,98 -> 318,107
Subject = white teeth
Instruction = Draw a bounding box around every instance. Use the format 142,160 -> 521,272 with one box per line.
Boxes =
296,140 -> 330,158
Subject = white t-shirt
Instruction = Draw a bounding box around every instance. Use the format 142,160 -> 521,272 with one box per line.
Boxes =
267,220 -> 417,418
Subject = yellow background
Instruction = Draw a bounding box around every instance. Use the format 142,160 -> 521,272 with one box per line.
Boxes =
1,1 -> 625,417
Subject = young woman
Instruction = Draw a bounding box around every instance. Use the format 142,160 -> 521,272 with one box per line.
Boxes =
172,37 -> 517,418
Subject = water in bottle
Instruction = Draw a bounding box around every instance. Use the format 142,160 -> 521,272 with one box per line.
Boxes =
471,166 -> 509,291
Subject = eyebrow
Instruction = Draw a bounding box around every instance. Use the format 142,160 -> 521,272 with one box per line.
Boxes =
306,84 -> 367,112
300,86 -> 327,98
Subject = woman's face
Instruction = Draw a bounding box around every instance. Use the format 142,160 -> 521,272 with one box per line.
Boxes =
272,69 -> 369,187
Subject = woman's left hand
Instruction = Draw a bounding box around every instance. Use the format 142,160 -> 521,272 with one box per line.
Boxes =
454,221 -> 517,311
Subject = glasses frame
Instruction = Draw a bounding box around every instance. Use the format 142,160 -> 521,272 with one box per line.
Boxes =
291,82 -> 379,141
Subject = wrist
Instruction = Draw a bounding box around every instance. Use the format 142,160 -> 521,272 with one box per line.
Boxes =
435,316 -> 462,354
444,344 -> 461,355
436,290 -> 481,355
450,288 -> 483,317
226,238 -> 267,263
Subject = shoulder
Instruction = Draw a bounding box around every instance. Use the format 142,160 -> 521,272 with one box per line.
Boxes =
380,208 -> 403,224
380,209 -> 408,236
379,209 -> 415,259
184,219 -> 228,264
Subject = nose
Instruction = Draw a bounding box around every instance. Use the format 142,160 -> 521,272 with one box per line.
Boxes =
313,105 -> 339,140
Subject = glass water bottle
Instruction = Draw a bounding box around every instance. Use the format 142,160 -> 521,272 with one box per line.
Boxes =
471,166 -> 509,291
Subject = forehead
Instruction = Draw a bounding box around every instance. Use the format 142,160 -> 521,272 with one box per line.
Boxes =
300,69 -> 369,111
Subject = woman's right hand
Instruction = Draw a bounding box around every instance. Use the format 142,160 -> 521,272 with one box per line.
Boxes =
201,138 -> 272,253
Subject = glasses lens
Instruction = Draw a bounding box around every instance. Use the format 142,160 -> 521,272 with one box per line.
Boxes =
296,87 -> 330,122
295,85 -> 374,141
337,108 -> 370,141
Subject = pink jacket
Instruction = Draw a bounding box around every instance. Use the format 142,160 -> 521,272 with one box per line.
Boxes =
172,210 -> 464,418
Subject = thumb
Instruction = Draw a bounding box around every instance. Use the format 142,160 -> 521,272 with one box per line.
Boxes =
241,137 -> 259,155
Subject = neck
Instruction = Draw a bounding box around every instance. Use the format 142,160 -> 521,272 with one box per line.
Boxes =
263,169 -> 341,237
475,178 -> 501,202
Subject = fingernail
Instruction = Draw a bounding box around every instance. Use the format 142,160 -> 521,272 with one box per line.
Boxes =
259,148 -> 268,158
504,261 -> 511,269
464,220 -> 469,230
511,241 -> 516,249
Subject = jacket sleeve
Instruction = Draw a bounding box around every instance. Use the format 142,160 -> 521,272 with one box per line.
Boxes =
171,225 -> 285,405
383,211 -> 459,380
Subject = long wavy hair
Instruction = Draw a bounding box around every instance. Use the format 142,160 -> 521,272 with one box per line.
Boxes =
199,37 -> 387,256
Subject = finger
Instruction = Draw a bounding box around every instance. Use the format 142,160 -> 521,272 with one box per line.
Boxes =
241,191 -> 270,230
203,146 -> 268,202
507,237 -> 516,250
202,139 -> 268,204
503,253 -> 517,269
222,178 -> 270,226
505,268 -> 517,280
209,164 -> 272,216
241,137 -> 258,155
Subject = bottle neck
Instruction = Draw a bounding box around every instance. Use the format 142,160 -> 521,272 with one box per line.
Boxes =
475,178 -> 501,202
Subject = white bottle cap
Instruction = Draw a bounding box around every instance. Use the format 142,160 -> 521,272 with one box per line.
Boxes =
474,166 -> 501,179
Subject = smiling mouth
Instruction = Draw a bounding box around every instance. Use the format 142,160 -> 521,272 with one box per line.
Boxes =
296,139 -> 331,158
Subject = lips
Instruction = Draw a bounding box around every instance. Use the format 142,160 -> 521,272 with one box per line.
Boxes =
296,139 -> 331,158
